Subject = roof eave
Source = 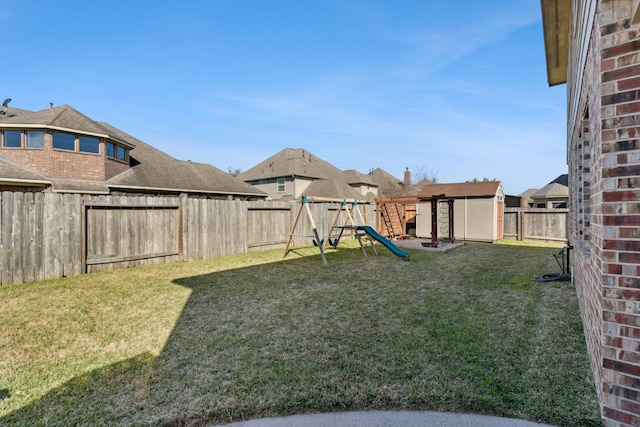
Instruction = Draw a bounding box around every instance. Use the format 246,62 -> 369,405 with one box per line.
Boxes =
540,0 -> 570,86
0,123 -> 135,148
108,184 -> 267,197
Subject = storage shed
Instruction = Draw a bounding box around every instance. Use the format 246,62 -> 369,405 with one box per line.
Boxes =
416,181 -> 504,243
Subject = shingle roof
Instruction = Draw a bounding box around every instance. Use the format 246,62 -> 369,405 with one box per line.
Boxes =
531,182 -> 568,199
50,178 -> 110,194
1,104 -> 266,197
239,148 -> 345,181
342,169 -> 376,186
303,178 -> 365,202
548,174 -> 568,187
1,105 -> 135,148
0,156 -> 49,183
368,167 -> 424,197
103,123 -> 266,197
417,181 -> 502,199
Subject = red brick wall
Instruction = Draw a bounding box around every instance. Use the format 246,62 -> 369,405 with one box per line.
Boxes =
105,157 -> 130,179
0,131 -> 114,180
571,2 -> 640,425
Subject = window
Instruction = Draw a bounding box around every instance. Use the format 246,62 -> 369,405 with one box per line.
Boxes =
277,177 -> 285,192
26,130 -> 44,148
106,141 -> 128,162
117,145 -> 127,161
79,135 -> 100,154
2,130 -> 21,148
53,132 -> 75,151
106,142 -> 115,158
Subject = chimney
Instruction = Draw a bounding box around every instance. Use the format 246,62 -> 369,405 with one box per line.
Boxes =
404,167 -> 411,186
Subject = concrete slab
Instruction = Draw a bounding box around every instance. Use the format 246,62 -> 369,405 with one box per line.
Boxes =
393,239 -> 465,253
213,410 -> 556,427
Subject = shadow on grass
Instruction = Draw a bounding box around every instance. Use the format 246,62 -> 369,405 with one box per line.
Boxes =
0,245 -> 601,426
1,250 -> 363,425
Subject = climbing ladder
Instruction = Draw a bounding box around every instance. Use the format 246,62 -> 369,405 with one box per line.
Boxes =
378,203 -> 404,239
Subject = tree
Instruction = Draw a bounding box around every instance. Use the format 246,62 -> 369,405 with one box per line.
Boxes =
412,165 -> 439,184
466,177 -> 497,183
228,167 -> 242,177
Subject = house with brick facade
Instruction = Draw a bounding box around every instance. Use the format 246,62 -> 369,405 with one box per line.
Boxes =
0,104 -> 266,199
541,1 -> 640,425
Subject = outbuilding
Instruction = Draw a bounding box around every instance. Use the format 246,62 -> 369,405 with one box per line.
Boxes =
415,181 -> 504,243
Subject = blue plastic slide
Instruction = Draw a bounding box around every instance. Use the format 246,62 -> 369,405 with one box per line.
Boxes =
356,226 -> 410,259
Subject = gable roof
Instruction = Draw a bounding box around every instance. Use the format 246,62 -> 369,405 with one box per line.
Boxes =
1,105 -> 135,148
239,148 -> 345,181
417,181 -> 502,199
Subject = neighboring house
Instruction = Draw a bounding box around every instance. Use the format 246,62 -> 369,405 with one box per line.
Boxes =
517,188 -> 539,207
238,147 -> 379,202
415,181 -> 504,243
0,103 -> 266,199
541,1 -> 640,425
368,167 -> 429,198
530,175 -> 569,208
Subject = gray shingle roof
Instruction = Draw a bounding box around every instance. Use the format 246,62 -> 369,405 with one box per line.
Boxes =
1,105 -> 134,148
342,169 -> 377,186
531,182 -> 568,199
0,156 -> 49,183
1,104 -> 266,197
239,148 -> 345,181
303,179 -> 365,202
103,123 -> 265,197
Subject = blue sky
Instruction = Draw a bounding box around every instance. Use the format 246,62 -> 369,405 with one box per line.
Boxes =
3,0 -> 566,195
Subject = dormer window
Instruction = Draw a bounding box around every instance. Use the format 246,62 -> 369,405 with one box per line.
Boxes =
106,141 -> 129,162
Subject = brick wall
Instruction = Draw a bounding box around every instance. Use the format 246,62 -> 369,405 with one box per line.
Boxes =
570,1 -> 640,425
0,132 -> 114,180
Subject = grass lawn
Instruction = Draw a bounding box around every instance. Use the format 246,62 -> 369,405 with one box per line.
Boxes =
0,241 -> 601,426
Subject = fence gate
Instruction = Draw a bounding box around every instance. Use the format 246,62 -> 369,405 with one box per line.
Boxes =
82,198 -> 181,273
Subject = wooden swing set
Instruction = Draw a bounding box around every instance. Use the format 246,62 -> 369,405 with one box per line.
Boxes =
282,197 -> 376,265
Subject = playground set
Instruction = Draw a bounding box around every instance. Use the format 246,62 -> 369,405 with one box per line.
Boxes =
282,197 -> 410,265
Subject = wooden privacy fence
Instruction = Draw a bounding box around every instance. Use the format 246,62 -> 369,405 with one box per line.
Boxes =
503,208 -> 568,243
0,192 -> 375,285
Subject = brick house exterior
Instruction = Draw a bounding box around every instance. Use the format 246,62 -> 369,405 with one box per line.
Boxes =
0,104 -> 266,199
541,1 -> 640,425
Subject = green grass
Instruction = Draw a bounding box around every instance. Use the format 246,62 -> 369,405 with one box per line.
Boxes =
0,241 -> 601,426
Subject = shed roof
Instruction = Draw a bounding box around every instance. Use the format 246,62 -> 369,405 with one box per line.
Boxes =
417,181 -> 502,199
